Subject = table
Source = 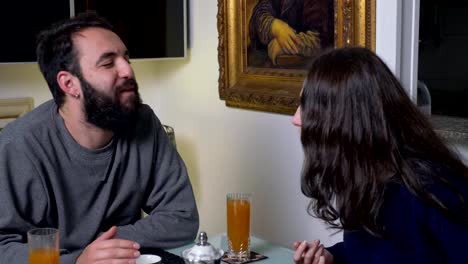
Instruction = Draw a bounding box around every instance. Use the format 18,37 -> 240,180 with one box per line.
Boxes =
168,233 -> 295,264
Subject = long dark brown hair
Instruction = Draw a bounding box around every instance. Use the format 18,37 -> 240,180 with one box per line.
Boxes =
300,47 -> 468,236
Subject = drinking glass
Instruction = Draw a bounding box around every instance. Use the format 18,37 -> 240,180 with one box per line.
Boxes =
226,193 -> 251,261
27,228 -> 59,264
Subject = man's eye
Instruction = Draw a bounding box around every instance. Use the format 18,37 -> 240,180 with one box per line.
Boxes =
102,62 -> 114,67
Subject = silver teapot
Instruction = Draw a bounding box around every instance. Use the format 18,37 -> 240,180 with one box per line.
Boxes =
182,231 -> 224,264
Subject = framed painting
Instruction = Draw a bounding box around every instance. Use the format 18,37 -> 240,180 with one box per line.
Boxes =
217,0 -> 376,114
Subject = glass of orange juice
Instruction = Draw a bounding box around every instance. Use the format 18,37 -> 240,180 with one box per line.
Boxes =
27,228 -> 59,264
226,193 -> 251,261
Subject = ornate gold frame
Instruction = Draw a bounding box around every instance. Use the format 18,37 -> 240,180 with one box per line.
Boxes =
217,0 -> 376,115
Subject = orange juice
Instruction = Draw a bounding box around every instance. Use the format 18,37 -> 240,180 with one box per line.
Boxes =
29,248 -> 59,264
227,198 -> 250,252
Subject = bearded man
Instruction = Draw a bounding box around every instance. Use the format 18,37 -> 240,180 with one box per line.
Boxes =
0,11 -> 198,264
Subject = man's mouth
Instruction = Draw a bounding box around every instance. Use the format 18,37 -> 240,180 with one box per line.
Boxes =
120,88 -> 135,94
118,79 -> 137,94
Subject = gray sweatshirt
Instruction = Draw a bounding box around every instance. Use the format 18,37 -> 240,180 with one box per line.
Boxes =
0,100 -> 199,263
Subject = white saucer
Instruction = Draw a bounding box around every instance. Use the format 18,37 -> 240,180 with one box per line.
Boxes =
136,254 -> 162,264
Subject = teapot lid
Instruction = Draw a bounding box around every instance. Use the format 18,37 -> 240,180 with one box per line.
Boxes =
182,231 -> 224,261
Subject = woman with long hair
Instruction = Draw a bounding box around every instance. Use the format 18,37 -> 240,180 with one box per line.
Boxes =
292,47 -> 468,264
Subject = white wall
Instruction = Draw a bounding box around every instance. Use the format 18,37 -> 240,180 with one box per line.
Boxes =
3,0 -> 459,251
376,0 -> 401,76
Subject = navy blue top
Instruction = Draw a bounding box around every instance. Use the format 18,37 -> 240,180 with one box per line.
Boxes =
327,163 -> 468,263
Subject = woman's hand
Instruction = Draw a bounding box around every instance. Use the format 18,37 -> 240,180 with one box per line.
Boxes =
293,240 -> 333,264
267,38 -> 284,65
270,18 -> 302,54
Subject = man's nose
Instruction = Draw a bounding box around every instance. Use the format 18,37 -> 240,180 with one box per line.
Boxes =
117,59 -> 134,78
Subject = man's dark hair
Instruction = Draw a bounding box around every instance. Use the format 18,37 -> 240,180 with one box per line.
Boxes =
36,11 -> 114,107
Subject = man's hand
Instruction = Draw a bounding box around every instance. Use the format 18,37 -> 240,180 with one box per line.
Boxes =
76,226 -> 141,264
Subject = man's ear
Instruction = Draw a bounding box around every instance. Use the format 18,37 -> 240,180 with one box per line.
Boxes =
57,71 -> 80,98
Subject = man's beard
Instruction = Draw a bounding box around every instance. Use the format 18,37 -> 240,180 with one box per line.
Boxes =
79,77 -> 142,133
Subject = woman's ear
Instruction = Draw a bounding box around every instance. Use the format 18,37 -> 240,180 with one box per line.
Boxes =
57,71 -> 81,98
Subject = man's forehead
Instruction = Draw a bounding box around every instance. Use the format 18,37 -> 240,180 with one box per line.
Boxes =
72,28 -> 127,61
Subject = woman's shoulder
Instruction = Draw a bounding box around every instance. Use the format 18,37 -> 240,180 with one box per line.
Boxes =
385,159 -> 468,218
426,161 -> 468,212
